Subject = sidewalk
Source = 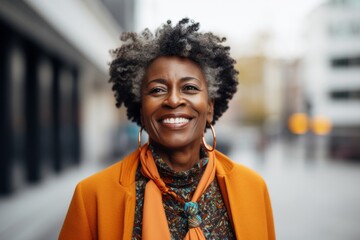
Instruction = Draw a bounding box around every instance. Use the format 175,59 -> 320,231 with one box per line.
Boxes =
0,164 -> 101,240
230,139 -> 360,240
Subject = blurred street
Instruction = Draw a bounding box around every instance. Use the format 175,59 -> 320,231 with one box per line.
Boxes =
0,164 -> 101,240
227,129 -> 360,240
1,127 -> 360,240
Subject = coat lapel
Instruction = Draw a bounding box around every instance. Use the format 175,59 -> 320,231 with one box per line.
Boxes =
215,150 -> 273,240
215,150 -> 246,240
118,150 -> 139,239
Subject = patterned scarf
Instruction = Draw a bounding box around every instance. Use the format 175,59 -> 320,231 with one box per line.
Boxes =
139,143 -> 216,240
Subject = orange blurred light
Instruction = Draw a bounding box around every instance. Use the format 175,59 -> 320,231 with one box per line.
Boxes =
288,113 -> 309,135
311,116 -> 332,135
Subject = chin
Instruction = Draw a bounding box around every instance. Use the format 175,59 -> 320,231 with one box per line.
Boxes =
152,136 -> 199,150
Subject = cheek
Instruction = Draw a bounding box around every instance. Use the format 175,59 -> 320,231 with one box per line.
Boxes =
192,95 -> 210,116
140,98 -> 158,125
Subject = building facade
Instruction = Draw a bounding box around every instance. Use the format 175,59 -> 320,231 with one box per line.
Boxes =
302,0 -> 360,159
0,0 -> 135,195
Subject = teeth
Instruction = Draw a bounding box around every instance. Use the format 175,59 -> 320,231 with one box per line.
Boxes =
163,117 -> 189,124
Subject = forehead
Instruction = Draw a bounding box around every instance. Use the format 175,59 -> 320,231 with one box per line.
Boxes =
145,56 -> 205,81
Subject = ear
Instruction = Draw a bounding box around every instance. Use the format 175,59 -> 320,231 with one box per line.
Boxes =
206,98 -> 215,124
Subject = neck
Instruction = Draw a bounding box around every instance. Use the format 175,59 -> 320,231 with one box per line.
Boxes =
150,141 -> 202,172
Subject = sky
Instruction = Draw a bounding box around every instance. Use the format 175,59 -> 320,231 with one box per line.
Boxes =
135,0 -> 325,59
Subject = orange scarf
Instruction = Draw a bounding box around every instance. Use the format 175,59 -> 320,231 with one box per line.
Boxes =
139,143 -> 216,240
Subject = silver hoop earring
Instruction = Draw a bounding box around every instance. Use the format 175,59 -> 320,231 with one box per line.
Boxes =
202,123 -> 216,152
138,127 -> 144,150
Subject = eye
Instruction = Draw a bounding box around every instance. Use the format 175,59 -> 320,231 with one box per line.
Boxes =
183,85 -> 200,93
149,87 -> 166,95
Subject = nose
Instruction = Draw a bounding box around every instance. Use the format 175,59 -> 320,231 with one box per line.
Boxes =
163,88 -> 185,108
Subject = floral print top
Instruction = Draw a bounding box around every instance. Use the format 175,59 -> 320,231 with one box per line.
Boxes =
132,147 -> 235,239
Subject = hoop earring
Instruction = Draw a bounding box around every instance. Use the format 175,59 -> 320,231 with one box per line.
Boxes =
138,126 -> 144,150
202,123 -> 216,152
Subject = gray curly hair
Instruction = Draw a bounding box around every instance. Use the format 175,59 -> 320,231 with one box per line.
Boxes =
109,18 -> 238,126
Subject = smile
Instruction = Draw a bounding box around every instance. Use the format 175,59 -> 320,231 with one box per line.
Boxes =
162,117 -> 190,124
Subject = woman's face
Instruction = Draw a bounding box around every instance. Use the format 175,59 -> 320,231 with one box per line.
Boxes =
140,56 -> 214,150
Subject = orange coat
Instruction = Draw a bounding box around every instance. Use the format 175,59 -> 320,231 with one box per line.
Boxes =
59,150 -> 275,240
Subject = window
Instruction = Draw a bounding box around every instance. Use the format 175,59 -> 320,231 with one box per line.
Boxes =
330,90 -> 360,100
331,56 -> 360,68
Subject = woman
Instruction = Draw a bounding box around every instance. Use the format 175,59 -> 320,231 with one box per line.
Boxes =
59,18 -> 275,240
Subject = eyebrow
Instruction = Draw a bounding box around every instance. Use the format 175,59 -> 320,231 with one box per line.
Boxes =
145,77 -> 201,87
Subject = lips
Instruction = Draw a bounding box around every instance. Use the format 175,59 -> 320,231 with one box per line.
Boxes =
158,114 -> 192,128
162,117 -> 190,124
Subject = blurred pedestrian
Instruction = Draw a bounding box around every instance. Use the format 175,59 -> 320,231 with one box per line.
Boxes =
59,18 -> 275,240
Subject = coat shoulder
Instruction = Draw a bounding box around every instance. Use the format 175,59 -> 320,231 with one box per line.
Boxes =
76,149 -> 139,193
215,150 -> 266,187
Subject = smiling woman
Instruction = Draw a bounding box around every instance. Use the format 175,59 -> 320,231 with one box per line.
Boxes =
59,18 -> 275,240
141,56 -> 213,171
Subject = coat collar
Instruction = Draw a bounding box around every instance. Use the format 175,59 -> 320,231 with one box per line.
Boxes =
116,148 -> 240,209
118,149 -> 236,187
117,148 -> 245,239
118,149 -> 140,187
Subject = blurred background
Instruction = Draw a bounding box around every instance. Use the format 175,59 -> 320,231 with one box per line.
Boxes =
0,0 -> 359,239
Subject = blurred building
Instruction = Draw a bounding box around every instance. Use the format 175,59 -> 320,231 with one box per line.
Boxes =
234,55 -> 286,137
0,0 -> 135,195
302,0 -> 360,160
